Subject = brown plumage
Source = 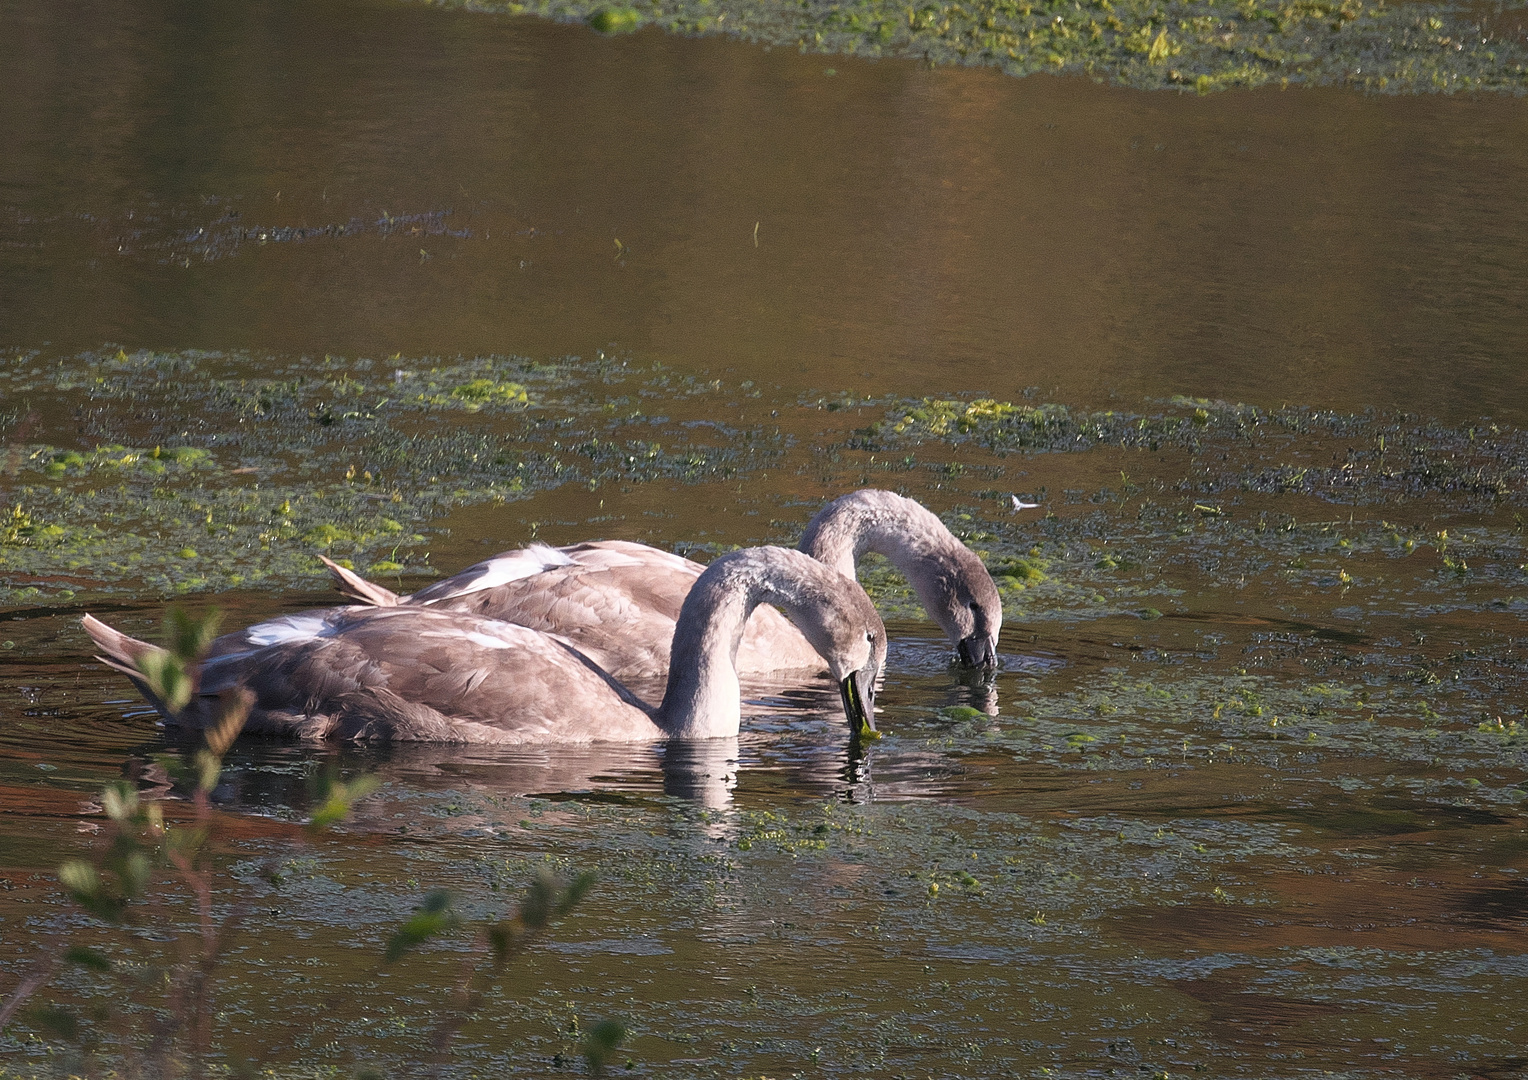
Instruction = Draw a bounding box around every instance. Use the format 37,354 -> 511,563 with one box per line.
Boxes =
324,489 -> 1002,682
83,547 -> 882,745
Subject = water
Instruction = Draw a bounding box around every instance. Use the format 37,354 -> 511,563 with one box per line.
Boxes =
7,0 -> 1528,419
4,0 -> 1528,1076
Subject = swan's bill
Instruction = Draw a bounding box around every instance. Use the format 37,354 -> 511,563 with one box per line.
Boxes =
956,632 -> 998,670
840,668 -> 877,739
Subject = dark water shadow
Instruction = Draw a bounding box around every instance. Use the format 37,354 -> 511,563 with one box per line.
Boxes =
1455,879 -> 1528,928
1172,975 -> 1352,1029
1163,609 -> 1369,646
1249,795 -> 1515,836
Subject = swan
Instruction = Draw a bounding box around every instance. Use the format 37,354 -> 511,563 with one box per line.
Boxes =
323,489 -> 1002,683
81,547 -> 881,744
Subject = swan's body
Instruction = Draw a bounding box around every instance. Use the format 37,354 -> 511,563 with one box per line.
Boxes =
82,547 -> 881,744
367,539 -> 803,685
325,489 -> 1002,682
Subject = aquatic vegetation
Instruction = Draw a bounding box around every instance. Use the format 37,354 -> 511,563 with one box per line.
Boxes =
0,610 -> 614,1077
867,392 -> 1528,513
0,350 -> 786,604
4,0 -> 1527,1070
11,353 -> 1527,660
0,612 -> 356,1072
587,4 -> 645,31
9,352 -> 1528,1076
421,0 -> 1528,93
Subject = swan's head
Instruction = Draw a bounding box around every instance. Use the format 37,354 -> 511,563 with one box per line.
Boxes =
743,547 -> 885,736
780,571 -> 884,738
822,623 -> 880,739
799,488 -> 1002,672
914,544 -> 1003,672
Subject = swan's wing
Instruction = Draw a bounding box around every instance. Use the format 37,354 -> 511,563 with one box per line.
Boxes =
472,563 -> 828,681
320,555 -> 401,606
405,540 -> 701,607
197,607 -> 658,743
408,542 -> 582,605
202,606 -> 360,663
425,547 -> 704,682
427,542 -> 829,681
304,540 -> 705,684
560,540 -> 702,574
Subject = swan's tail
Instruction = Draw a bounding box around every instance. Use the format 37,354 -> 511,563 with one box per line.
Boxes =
319,555 -> 401,607
80,614 -> 174,715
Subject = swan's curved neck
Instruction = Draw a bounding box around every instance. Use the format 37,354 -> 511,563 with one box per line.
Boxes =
655,547 -> 868,740
654,564 -> 761,739
799,491 -> 951,582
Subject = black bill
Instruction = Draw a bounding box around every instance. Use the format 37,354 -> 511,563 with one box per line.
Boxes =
956,633 -> 998,670
839,667 -> 877,737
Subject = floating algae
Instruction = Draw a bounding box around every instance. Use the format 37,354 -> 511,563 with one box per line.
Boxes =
12,368 -> 1528,1076
0,350 -> 787,603
422,0 -> 1528,93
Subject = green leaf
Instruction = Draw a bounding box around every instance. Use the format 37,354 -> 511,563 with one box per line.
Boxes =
521,871 -> 556,930
58,860 -> 100,898
306,773 -> 381,832
583,1019 -> 627,1076
137,648 -> 192,713
100,780 -> 139,823
486,921 -> 522,967
195,749 -> 222,794
120,851 -> 153,898
165,606 -> 221,663
150,753 -> 189,782
204,686 -> 254,759
556,870 -> 598,916
165,824 -> 209,860
60,859 -> 128,923
384,890 -> 458,963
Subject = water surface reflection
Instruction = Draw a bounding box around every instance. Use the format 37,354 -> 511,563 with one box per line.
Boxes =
4,0 -> 1528,420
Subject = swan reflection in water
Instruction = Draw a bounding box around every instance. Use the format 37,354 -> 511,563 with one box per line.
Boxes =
182,738 -> 734,817
125,645 -> 1028,822
149,685 -> 876,831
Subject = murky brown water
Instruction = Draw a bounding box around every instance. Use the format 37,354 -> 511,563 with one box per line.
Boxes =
5,0 -> 1528,1076
7,0 -> 1528,420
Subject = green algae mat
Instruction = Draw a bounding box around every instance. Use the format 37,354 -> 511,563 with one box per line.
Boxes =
434,0 -> 1528,92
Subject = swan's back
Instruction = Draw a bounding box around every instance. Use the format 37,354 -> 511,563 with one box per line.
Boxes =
417,542 -> 701,679
403,540 -> 819,681
197,606 -> 658,743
